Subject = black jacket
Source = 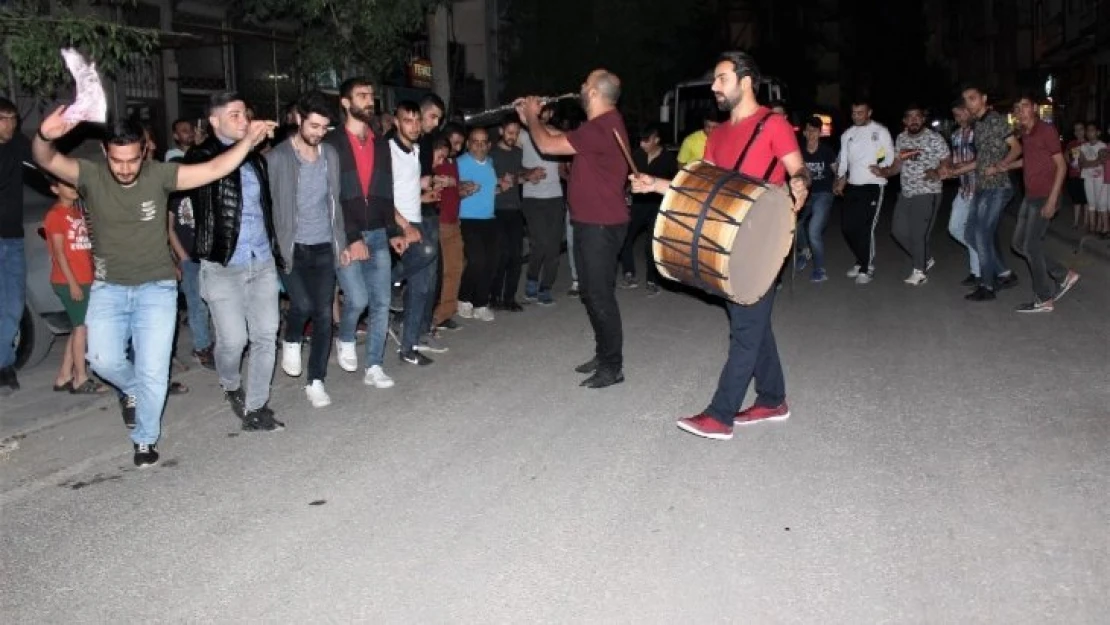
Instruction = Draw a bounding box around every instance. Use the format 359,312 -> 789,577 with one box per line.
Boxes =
185,136 -> 282,268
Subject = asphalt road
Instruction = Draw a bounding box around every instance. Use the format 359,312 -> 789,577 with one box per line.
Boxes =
2,213 -> 1108,623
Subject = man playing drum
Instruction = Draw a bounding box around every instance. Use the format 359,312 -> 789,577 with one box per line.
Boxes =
631,51 -> 809,440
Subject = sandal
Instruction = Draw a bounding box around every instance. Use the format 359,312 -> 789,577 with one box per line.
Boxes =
169,381 -> 189,395
53,380 -> 74,392
69,379 -> 106,394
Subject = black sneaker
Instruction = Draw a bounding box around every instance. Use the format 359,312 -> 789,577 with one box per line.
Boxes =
399,349 -> 433,366
574,357 -> 599,374
0,366 -> 19,394
996,273 -> 1019,290
965,286 -> 997,302
133,442 -> 159,467
224,388 -> 247,419
960,273 -> 979,288
242,406 -> 284,432
437,318 -> 461,331
580,369 -> 625,389
504,300 -> 524,312
119,394 -> 137,429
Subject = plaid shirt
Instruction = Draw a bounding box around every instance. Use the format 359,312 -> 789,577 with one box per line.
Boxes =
951,125 -> 976,197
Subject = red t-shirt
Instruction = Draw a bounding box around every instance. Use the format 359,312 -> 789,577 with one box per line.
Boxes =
1021,121 -> 1062,199
565,109 -> 631,225
704,107 -> 799,184
43,203 -> 94,285
347,129 -> 376,197
435,160 -> 461,224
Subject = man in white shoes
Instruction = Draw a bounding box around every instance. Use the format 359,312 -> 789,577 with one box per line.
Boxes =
267,91 -> 352,407
326,77 -> 409,389
871,103 -> 949,286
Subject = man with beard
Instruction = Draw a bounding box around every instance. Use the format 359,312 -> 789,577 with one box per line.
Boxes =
833,100 -> 895,284
517,69 -> 631,389
267,91 -> 349,407
630,51 -> 809,440
871,104 -> 949,286
33,106 -> 276,466
489,114 -> 539,310
187,92 -> 286,432
519,103 -> 565,306
328,78 -> 407,388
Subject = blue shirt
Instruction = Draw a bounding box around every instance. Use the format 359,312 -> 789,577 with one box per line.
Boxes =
457,154 -> 497,220
228,160 -> 272,265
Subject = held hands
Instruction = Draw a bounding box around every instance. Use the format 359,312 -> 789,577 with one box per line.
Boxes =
868,165 -> 885,178
629,173 -> 661,194
38,105 -> 81,141
340,240 -> 370,266
421,189 -> 442,203
788,177 -> 808,213
247,121 -> 278,147
389,236 -> 408,255
833,177 -> 847,196
459,181 -> 478,198
403,224 -> 422,245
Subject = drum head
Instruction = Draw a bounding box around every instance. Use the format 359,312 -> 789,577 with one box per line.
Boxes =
727,188 -> 795,304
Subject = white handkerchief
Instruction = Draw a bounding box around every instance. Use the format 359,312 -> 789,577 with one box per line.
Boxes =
60,48 -> 108,124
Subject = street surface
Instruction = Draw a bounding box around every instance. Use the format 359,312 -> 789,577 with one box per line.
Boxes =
2,212 -> 1108,623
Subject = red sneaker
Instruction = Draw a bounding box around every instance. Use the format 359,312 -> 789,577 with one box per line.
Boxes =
676,414 -> 734,440
734,403 -> 790,426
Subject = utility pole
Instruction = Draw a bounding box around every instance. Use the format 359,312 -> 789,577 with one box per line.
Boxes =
428,4 -> 452,111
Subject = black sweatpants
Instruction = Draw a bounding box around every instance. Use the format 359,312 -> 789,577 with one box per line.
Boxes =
840,184 -> 884,271
459,218 -> 500,308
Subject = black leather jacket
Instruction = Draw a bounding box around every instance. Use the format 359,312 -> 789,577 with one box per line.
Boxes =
185,136 -> 281,268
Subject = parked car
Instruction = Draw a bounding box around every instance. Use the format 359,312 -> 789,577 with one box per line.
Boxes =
14,164 -> 72,369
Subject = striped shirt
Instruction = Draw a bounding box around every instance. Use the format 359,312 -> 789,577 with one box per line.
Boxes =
951,125 -> 976,197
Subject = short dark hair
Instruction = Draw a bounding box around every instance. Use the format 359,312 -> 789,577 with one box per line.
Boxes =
1016,90 -> 1041,106
803,115 -> 823,130
950,99 -> 966,110
296,90 -> 335,123
171,117 -> 194,131
102,119 -> 145,148
501,112 -> 522,128
395,100 -> 420,118
960,82 -> 987,98
419,93 -> 445,115
0,97 -> 16,116
640,123 -> 663,141
851,98 -> 871,109
339,77 -> 373,102
443,122 -> 465,139
208,92 -> 245,116
432,133 -> 451,152
904,103 -> 926,115
717,51 -> 762,92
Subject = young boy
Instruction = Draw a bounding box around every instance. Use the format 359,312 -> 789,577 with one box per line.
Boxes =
43,179 -> 103,394
1079,123 -> 1107,234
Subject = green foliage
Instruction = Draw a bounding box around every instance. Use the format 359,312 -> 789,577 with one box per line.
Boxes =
236,0 -> 443,81
0,0 -> 159,98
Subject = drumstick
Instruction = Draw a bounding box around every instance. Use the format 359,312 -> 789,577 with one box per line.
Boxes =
612,129 -> 639,176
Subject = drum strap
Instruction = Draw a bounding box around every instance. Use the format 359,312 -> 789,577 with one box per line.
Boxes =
730,110 -> 779,181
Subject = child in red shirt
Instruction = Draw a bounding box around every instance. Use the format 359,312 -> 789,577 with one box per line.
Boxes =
43,179 -> 103,394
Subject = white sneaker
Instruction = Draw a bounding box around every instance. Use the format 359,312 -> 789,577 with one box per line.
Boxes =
335,340 -> 358,373
457,301 -> 474,319
363,365 -> 394,389
904,269 -> 928,286
474,306 -> 495,322
846,265 -> 862,278
281,341 -> 302,377
305,379 -> 332,408
855,271 -> 873,285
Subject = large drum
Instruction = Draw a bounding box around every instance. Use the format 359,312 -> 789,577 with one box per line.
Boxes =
652,161 -> 795,305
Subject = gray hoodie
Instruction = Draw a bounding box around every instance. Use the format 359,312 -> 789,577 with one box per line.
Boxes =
265,138 -> 346,273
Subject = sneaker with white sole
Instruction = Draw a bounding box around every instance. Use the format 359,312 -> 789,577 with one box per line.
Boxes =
474,306 -> 495,322
1055,270 -> 1079,302
457,301 -> 474,319
335,340 -> 358,373
363,365 -> 394,388
855,271 -> 873,285
281,341 -> 303,377
846,265 -> 862,278
925,258 -> 936,272
1016,299 -> 1054,314
304,379 -> 332,407
904,269 -> 928,286
415,333 -> 449,353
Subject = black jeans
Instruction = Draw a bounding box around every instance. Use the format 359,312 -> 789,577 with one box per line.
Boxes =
705,288 -> 785,424
460,218 -> 500,308
841,184 -> 885,270
620,203 -> 659,283
523,197 -> 566,291
490,210 -> 525,303
573,221 -> 627,372
282,243 -> 337,382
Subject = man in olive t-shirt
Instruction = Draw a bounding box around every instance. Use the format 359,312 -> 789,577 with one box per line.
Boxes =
32,109 -> 275,467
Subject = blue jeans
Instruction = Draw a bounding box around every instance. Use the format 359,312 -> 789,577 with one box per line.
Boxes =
966,187 -> 1013,288
705,288 -> 784,424
337,229 -> 391,367
799,192 -> 834,271
948,192 -> 980,277
179,259 -> 211,351
85,280 -> 179,445
392,220 -> 439,352
0,238 -> 26,369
